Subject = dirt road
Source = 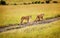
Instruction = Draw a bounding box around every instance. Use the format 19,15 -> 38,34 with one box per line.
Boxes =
0,17 -> 60,33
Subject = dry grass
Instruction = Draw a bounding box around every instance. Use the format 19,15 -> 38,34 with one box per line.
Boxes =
0,4 -> 60,26
0,20 -> 60,38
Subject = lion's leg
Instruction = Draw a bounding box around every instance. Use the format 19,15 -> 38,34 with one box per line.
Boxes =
34,17 -> 38,22
27,19 -> 29,23
41,16 -> 43,20
21,19 -> 23,24
39,18 -> 41,21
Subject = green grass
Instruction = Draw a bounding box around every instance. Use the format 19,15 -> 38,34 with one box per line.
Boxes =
0,4 -> 60,26
0,20 -> 60,38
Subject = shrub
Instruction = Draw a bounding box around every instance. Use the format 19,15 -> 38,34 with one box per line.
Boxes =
32,2 -> 35,4
46,1 -> 50,4
35,1 -> 38,4
37,1 -> 40,4
28,3 -> 31,5
53,1 -> 58,3
23,3 -> 27,5
0,0 -> 6,5
32,1 -> 41,4
14,3 -> 17,5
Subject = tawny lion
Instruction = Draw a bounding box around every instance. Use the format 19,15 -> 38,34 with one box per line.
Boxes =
34,14 -> 44,22
20,16 -> 31,24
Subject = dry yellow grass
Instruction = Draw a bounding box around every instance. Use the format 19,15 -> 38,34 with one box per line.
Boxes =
0,4 -> 60,26
0,20 -> 60,38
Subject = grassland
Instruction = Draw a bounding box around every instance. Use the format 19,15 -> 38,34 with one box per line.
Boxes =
3,0 -> 60,4
0,0 -> 60,38
0,4 -> 60,26
0,20 -> 60,38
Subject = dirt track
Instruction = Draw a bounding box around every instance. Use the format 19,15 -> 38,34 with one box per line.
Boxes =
0,17 -> 60,33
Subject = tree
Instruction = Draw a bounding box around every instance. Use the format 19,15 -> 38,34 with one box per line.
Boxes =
0,0 -> 6,5
41,2 -> 44,4
53,1 -> 58,3
35,1 -> 38,4
32,1 -> 40,4
23,3 -> 27,5
14,3 -> 17,5
27,3 -> 31,5
46,1 -> 50,4
45,0 -> 52,4
38,1 -> 40,4
32,2 -> 35,4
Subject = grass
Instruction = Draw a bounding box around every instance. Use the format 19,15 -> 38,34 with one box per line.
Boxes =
0,20 -> 60,38
45,14 -> 60,20
0,4 -> 60,26
4,0 -> 60,4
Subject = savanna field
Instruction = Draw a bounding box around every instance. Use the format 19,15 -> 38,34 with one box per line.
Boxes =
0,0 -> 60,38
0,19 -> 60,38
0,4 -> 60,26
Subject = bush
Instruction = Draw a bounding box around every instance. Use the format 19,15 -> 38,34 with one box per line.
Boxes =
37,1 -> 40,4
23,3 -> 27,5
46,1 -> 50,4
14,3 -> 17,5
32,2 -> 35,4
53,1 -> 58,3
0,0 -> 6,5
35,1 -> 37,4
27,3 -> 31,5
32,1 -> 41,4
